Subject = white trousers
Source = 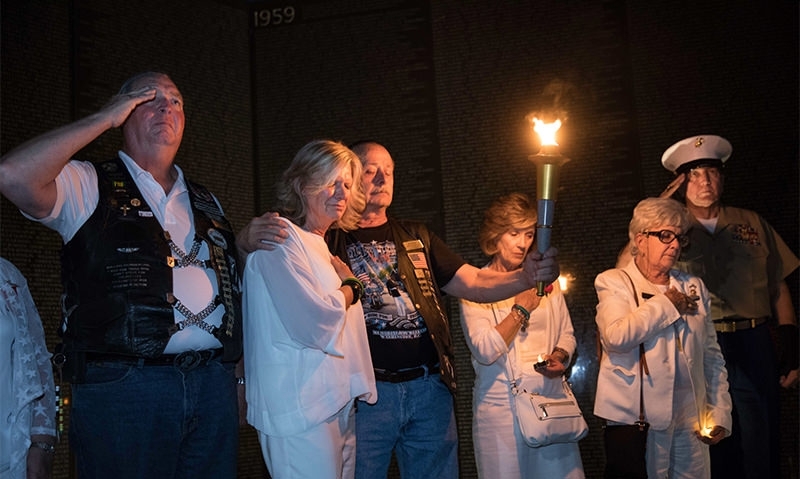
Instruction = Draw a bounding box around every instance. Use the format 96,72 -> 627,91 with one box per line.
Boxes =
646,395 -> 710,479
473,400 -> 585,478
259,400 -> 356,479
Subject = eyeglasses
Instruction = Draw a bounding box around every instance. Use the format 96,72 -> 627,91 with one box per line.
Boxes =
642,230 -> 689,247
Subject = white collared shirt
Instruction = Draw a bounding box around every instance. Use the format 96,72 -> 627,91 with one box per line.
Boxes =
33,152 -> 223,352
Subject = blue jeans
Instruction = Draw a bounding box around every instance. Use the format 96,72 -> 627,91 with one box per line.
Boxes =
70,356 -> 238,479
355,373 -> 458,479
710,323 -> 780,479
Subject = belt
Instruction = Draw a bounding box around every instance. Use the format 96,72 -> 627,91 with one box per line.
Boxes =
713,317 -> 768,333
85,349 -> 224,371
374,363 -> 439,383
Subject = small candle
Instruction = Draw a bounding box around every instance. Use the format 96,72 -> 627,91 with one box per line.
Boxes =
534,354 -> 548,371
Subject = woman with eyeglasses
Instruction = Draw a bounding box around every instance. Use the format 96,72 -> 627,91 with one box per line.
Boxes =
594,197 -> 732,478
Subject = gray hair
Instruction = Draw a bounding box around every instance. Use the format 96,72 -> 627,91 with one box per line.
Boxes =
628,197 -> 691,255
118,71 -> 172,95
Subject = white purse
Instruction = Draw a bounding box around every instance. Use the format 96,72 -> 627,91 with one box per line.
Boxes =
511,375 -> 589,448
491,303 -> 589,448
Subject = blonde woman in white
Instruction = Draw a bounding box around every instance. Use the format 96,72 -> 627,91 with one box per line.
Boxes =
243,140 -> 377,479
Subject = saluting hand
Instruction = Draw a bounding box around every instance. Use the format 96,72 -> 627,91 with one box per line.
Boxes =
660,173 -> 686,198
103,85 -> 157,128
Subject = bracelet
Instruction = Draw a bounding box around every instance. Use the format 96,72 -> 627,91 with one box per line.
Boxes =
512,304 -> 531,332
236,377 -> 246,385
341,277 -> 365,305
551,346 -> 570,365
512,303 -> 531,320
30,441 -> 56,454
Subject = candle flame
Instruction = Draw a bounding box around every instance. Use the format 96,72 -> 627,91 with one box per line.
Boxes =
537,354 -> 544,362
532,117 -> 562,146
558,273 -> 575,292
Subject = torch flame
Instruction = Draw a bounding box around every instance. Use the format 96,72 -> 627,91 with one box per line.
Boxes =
532,117 -> 562,146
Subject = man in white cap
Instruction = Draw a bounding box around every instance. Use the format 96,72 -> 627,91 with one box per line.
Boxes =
660,134 -> 799,479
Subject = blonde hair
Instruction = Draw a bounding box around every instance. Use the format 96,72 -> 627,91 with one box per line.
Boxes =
275,140 -> 365,231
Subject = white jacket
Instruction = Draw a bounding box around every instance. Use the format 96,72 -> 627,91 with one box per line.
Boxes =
242,220 -> 376,437
593,261 -> 732,433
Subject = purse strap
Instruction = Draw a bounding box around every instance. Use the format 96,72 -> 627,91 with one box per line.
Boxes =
490,304 -> 523,391
620,270 -> 649,428
490,303 -> 558,395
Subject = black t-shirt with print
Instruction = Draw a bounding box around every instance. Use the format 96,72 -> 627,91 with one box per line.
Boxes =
341,221 -> 464,371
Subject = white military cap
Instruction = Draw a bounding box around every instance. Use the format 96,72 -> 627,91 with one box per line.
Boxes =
661,135 -> 732,175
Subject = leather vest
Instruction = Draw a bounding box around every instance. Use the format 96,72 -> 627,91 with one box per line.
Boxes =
59,158 -> 242,361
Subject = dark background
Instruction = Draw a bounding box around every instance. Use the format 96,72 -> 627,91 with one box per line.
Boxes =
1,1 -> 797,477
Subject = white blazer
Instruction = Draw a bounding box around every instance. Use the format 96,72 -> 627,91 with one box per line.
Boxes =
593,261 -> 732,433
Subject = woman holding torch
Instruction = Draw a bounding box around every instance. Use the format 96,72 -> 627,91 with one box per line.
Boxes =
459,192 -> 584,478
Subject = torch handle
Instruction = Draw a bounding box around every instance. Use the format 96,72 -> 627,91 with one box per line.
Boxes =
535,229 -> 549,296
535,199 -> 555,296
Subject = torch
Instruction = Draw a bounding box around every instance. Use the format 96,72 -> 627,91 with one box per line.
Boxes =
529,117 -> 570,296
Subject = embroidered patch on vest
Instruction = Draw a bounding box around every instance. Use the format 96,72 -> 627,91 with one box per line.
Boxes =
186,182 -> 224,222
408,251 -> 429,270
208,228 -> 228,249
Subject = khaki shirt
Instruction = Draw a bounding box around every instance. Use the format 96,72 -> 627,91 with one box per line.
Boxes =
675,206 -> 799,320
